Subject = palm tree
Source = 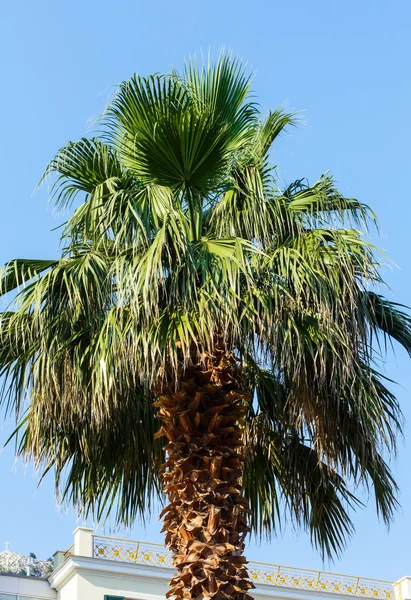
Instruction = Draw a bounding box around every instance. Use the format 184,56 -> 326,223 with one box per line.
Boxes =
1,54 -> 411,600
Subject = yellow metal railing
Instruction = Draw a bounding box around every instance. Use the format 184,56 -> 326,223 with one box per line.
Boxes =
90,536 -> 393,600
63,544 -> 74,559
247,561 -> 393,598
93,536 -> 173,567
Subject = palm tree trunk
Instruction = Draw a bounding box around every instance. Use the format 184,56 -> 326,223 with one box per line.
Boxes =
155,343 -> 254,600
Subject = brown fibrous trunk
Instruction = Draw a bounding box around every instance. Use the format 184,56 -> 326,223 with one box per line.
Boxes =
155,344 -> 254,600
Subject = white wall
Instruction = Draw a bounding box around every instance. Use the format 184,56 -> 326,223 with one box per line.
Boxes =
51,556 -> 170,600
0,573 -> 56,600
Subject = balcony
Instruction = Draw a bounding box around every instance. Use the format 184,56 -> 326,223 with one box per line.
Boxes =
59,530 -> 395,600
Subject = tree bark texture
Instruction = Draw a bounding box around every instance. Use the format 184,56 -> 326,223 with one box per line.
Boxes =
155,346 -> 254,600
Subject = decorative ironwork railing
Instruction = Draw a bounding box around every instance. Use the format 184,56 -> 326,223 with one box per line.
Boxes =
91,536 -> 393,600
93,537 -> 173,567
247,563 -> 393,599
63,544 -> 74,559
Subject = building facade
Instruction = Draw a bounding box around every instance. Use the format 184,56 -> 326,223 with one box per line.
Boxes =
1,528 -> 410,600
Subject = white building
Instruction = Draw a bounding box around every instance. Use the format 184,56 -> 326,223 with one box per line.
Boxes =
1,528 -> 410,600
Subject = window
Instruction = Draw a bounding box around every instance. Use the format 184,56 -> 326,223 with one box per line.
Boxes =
104,596 -> 125,600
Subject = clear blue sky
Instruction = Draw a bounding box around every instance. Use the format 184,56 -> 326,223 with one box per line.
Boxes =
1,0 -> 411,581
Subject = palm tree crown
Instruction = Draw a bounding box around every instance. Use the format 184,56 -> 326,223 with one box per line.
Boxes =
1,54 -> 411,564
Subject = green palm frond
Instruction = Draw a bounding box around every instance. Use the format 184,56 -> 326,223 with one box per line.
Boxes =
253,108 -> 299,159
13,382 -> 162,525
244,358 -> 399,557
283,174 -> 377,229
0,259 -> 57,296
360,292 -> 411,356
245,416 -> 359,560
42,138 -> 124,211
183,52 -> 257,142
